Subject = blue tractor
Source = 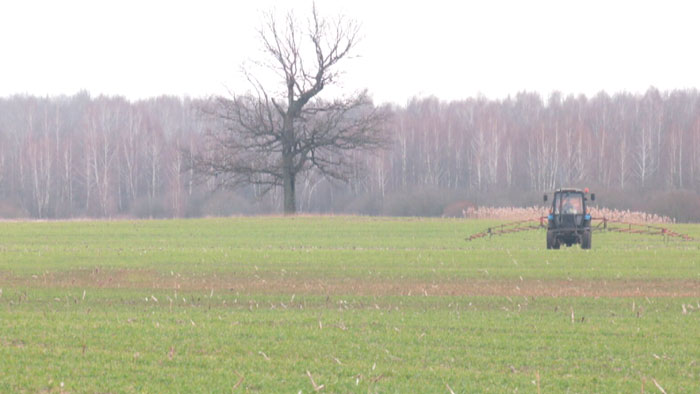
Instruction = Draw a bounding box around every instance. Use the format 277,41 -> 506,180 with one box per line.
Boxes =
544,188 -> 595,249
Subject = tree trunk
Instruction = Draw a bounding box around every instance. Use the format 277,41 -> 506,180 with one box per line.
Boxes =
283,153 -> 296,214
282,114 -> 296,215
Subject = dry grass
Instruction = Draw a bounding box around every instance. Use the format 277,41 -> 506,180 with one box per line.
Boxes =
463,206 -> 672,223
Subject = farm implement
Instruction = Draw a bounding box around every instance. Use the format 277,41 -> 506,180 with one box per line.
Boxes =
597,218 -> 693,241
465,219 -> 547,241
465,217 -> 693,243
465,188 -> 693,248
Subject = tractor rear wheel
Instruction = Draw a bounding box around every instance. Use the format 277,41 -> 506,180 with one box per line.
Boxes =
546,230 -> 554,249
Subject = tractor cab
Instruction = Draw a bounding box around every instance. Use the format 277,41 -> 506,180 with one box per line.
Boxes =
543,188 -> 595,249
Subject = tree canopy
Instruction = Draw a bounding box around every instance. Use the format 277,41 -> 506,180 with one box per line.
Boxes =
193,5 -> 388,214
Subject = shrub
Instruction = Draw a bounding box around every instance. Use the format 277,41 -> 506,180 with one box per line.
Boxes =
0,200 -> 29,219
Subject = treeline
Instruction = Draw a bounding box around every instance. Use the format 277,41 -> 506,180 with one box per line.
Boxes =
0,93 -> 203,219
1,88 -> 700,220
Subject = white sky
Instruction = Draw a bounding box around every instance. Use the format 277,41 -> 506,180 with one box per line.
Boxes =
1,0 -> 699,105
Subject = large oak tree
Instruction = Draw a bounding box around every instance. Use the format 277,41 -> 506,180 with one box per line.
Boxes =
195,5 -> 388,214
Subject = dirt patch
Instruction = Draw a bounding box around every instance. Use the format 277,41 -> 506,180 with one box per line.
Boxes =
3,270 -> 699,298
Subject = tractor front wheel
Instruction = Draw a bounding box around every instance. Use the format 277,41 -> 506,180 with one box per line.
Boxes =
581,230 -> 592,249
546,230 -> 555,249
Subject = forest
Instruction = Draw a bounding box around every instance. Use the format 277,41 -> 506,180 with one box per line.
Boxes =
1,87 -> 700,221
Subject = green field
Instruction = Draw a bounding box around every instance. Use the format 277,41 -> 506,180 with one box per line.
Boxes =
0,217 -> 698,392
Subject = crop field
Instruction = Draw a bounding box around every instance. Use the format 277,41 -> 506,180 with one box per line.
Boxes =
0,217 -> 698,392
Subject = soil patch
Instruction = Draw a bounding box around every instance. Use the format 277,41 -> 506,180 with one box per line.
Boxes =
3,270 -> 699,298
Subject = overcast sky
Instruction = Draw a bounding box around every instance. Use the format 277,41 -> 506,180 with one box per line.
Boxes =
1,0 -> 699,104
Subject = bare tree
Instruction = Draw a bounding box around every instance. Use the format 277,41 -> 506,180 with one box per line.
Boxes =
193,5 -> 388,214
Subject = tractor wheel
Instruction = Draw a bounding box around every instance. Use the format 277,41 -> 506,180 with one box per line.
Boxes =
553,240 -> 560,249
581,231 -> 592,249
546,231 -> 554,249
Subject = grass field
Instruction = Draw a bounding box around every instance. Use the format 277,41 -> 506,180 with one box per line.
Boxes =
0,217 -> 698,392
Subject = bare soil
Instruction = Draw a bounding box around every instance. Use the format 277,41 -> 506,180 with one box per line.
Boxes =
3,270 -> 699,298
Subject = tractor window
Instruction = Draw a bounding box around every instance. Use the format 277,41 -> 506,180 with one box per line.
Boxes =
561,193 -> 583,214
553,194 -> 561,214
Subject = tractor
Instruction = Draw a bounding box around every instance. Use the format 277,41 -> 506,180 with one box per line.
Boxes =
544,188 -> 595,249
